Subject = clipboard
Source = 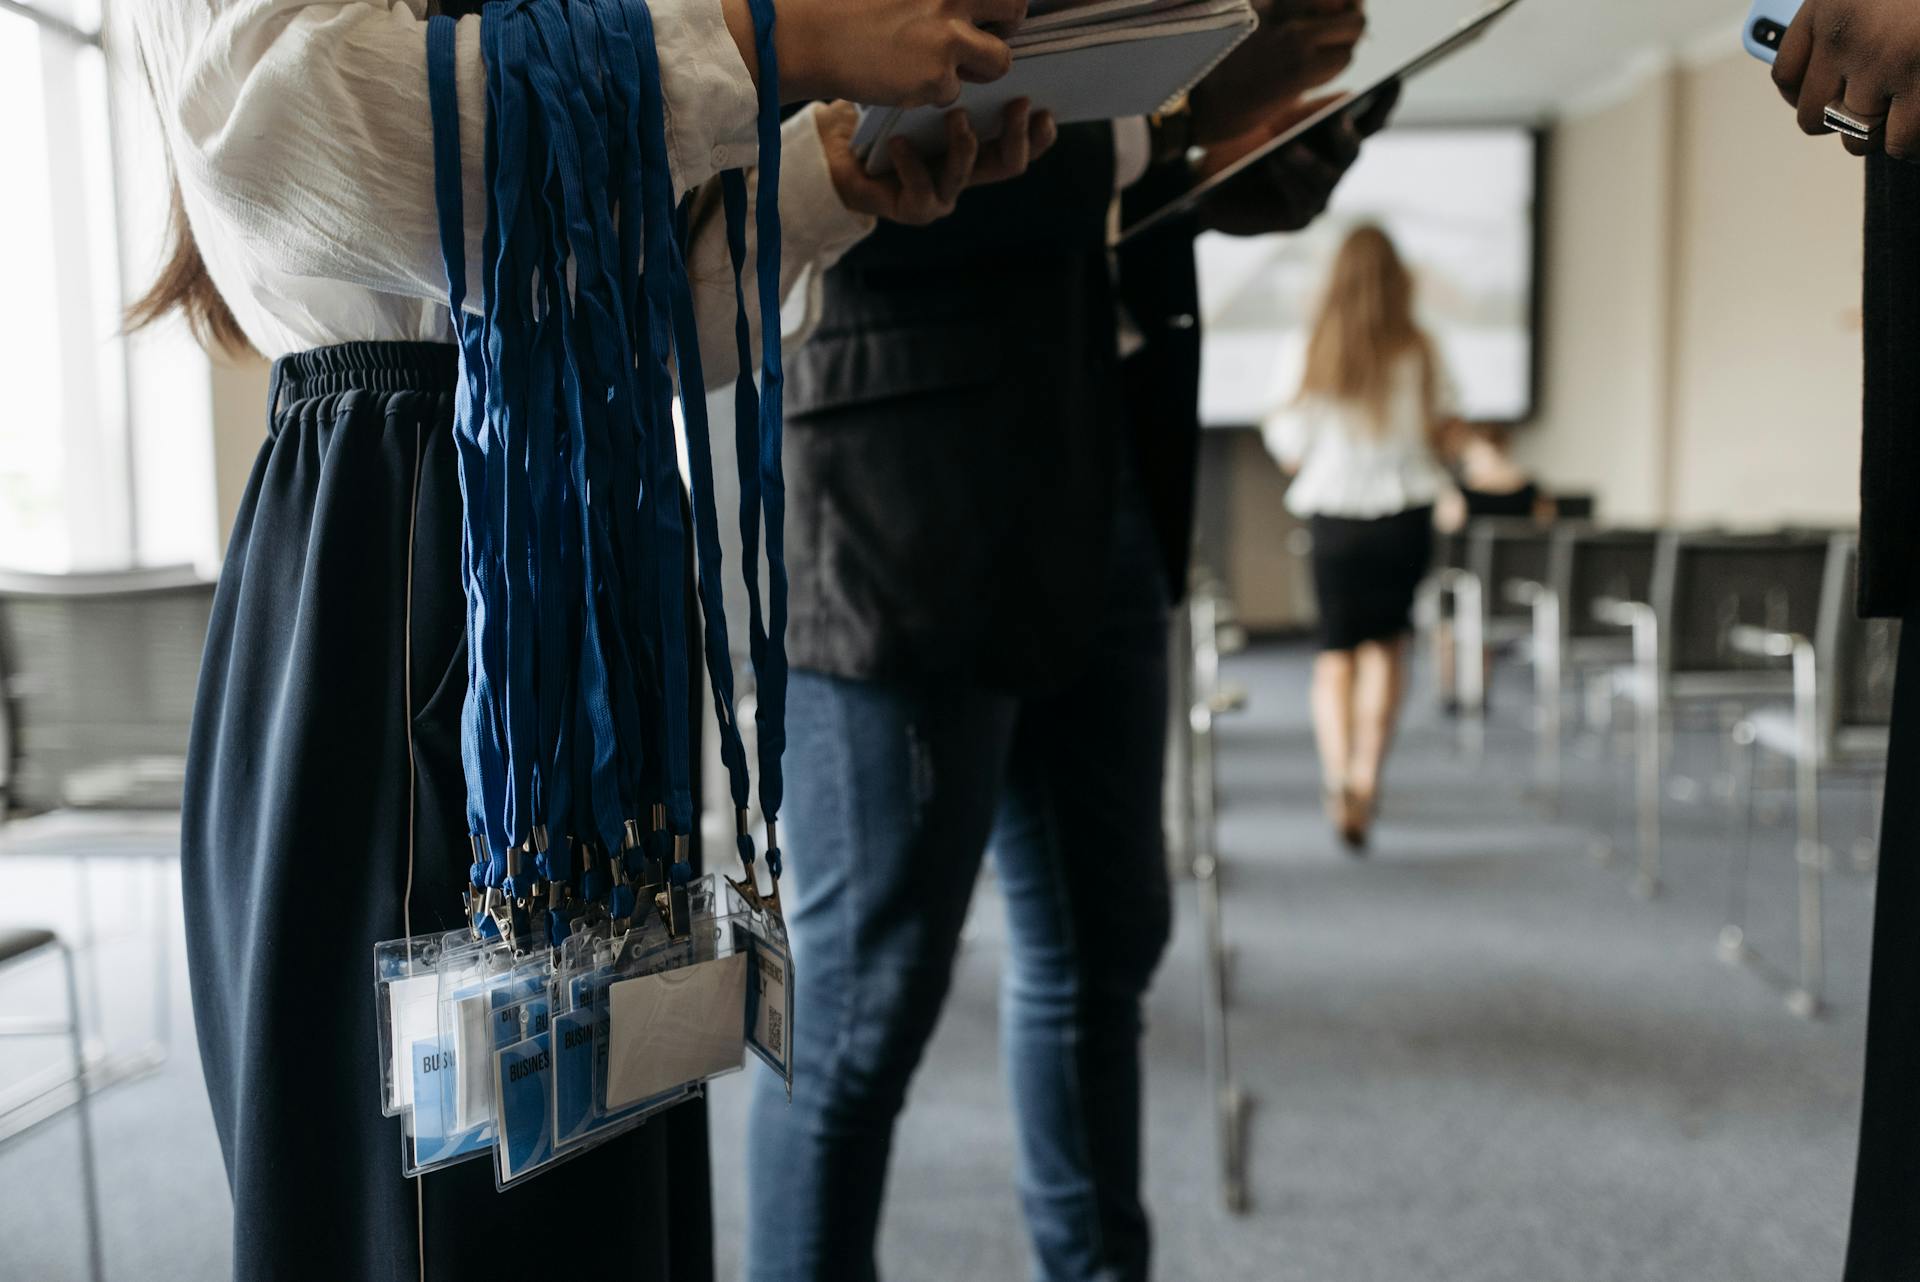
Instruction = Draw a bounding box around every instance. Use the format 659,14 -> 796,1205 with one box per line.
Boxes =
1118,0 -> 1526,242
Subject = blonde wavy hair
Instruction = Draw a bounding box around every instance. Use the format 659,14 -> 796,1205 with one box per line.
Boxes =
1296,224 -> 1438,439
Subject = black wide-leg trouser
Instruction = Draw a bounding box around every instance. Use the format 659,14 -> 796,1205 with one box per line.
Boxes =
181,342 -> 711,1282
1848,619 -> 1920,1282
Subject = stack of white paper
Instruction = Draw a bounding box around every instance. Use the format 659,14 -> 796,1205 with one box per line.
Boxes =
855,0 -> 1256,174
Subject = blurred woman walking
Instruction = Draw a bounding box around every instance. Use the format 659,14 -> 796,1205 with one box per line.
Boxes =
1264,225 -> 1457,851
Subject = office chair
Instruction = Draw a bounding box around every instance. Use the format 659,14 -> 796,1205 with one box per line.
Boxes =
1505,526 -> 1660,809
1723,535 -> 1897,1017
1592,531 -> 1832,899
0,928 -> 105,1281
1451,518 -> 1552,761
0,565 -> 215,1094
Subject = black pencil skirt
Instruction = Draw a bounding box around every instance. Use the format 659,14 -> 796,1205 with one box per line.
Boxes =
1306,505 -> 1435,652
180,342 -> 711,1281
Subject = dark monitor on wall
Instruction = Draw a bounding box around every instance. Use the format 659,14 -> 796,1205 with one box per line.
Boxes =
1194,124 -> 1542,429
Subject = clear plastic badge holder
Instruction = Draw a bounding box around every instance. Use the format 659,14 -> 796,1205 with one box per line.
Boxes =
374,930 -> 464,1119
493,941 -> 698,1189
488,979 -> 558,1186
374,874 -> 792,1186
551,919 -> 691,1153
399,928 -> 534,1177
590,877 -> 789,1121
495,877 -> 738,1188
735,903 -> 795,1096
383,929 -> 511,1176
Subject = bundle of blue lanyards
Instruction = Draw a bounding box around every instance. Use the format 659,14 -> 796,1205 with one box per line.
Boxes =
424,0 -> 791,947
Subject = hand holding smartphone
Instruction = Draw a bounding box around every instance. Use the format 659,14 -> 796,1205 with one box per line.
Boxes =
1744,0 -> 1804,63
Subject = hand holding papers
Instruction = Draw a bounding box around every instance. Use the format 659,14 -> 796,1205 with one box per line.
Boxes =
854,0 -> 1259,174
1120,0 -> 1526,241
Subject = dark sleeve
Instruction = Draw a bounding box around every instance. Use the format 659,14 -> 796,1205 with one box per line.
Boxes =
1858,153 -> 1920,618
838,122 -> 1117,266
1116,160 -> 1205,603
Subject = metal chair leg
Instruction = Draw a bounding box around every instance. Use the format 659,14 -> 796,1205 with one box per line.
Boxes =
1633,700 -> 1664,899
149,850 -> 173,1068
1720,722 -> 1758,965
58,943 -> 106,1282
1856,772 -> 1886,874
1193,843 -> 1246,1214
1531,591 -> 1563,810
1581,674 -> 1620,863
1185,593 -> 1248,1216
71,862 -> 107,1063
1456,575 -> 1486,765
1789,658 -> 1825,1019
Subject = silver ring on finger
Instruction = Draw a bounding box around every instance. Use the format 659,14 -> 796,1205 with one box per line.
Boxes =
1825,99 -> 1888,145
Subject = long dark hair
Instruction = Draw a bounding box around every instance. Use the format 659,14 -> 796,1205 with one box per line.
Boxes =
122,26 -> 252,357
123,177 -> 252,356
125,0 -> 491,356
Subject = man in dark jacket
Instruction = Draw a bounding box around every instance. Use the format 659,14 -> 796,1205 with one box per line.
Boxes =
743,4 -> 1382,1277
1771,4 -> 1920,1278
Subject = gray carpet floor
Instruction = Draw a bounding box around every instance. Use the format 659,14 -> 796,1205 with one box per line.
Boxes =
0,643 -> 1875,1280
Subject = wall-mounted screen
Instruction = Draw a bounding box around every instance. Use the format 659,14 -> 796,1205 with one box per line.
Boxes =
1194,125 -> 1540,428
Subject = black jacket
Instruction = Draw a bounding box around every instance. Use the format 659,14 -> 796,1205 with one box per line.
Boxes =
783,124 -> 1140,690
1116,162 -> 1208,600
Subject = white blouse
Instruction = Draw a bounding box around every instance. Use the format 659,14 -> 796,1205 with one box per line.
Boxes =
124,0 -> 875,375
1262,350 -> 1457,521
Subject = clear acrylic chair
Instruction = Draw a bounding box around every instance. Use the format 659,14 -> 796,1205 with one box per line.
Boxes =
1723,534 -> 1897,1017
1448,518 -> 1552,761
0,927 -> 105,1281
1506,525 -> 1660,810
1591,530 -> 1833,899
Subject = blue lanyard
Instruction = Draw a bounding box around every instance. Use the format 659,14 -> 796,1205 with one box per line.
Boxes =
427,16 -> 509,892
612,0 -> 698,858
719,0 -> 790,885
524,0 -> 634,863
425,0 -> 787,937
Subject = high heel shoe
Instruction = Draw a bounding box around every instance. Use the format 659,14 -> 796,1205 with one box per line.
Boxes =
1325,783 -> 1369,855
1341,785 -> 1376,855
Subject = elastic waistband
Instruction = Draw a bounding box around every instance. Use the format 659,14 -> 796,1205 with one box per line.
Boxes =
271,342 -> 459,407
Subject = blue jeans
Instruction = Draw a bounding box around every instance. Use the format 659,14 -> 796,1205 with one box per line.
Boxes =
746,504 -> 1173,1282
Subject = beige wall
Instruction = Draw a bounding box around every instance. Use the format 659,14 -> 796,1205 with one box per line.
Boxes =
208,356 -> 273,550
1666,53 -> 1864,526
1521,65 -> 1675,525
1518,50 -> 1864,529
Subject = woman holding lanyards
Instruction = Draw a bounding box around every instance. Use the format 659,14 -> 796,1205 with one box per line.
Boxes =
124,0 -> 1048,1274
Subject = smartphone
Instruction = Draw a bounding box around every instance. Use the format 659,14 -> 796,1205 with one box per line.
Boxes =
1744,0 -> 1803,63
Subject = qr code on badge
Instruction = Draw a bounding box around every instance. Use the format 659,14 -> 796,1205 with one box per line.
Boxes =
766,1006 -> 783,1057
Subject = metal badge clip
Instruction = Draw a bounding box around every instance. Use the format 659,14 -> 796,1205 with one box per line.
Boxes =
727,867 -> 781,920
727,807 -> 769,915
655,834 -> 693,937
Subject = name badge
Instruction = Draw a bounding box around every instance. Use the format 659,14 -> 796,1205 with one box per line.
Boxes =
745,930 -> 794,1087
494,1033 -> 555,1184
406,1032 -> 492,1172
603,952 -> 747,1110
383,972 -> 441,1114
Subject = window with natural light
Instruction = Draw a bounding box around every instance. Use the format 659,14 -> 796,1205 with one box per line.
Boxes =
0,0 -> 217,575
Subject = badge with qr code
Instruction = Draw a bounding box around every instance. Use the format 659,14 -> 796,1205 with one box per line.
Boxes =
744,928 -> 793,1095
